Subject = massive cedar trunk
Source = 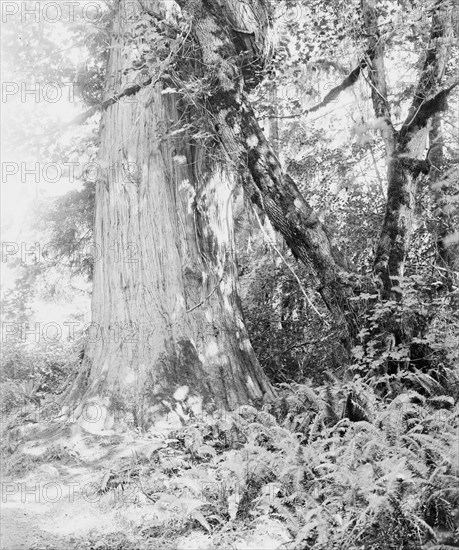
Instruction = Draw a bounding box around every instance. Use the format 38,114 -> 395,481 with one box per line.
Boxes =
66,0 -> 273,432
177,0 -> 360,346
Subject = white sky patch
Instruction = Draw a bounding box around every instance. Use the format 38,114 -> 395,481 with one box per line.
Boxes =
1,17 -> 92,310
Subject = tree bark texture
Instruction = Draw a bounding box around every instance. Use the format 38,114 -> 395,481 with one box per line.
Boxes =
66,0 -> 274,432
177,0 -> 361,345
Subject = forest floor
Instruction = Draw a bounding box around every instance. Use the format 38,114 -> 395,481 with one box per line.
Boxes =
2,394 -> 458,550
0,422 -> 188,550
0,417 -> 275,550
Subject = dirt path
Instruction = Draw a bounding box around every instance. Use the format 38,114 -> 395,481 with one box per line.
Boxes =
0,506 -> 72,550
0,424 -> 153,550
0,469 -> 119,550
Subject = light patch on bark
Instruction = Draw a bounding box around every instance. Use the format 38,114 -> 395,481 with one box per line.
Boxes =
247,135 -> 259,148
173,155 -> 187,165
179,180 -> 196,213
175,294 -> 186,310
77,396 -> 114,434
220,279 -> 233,295
246,375 -> 256,393
236,317 -> 245,329
124,370 -> 137,385
259,143 -> 269,155
173,385 -> 190,402
206,340 -> 219,357
223,295 -> 235,313
240,338 -> 252,352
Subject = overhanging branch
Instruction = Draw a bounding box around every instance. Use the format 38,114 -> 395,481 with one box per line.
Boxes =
306,57 -> 369,114
400,80 -> 459,141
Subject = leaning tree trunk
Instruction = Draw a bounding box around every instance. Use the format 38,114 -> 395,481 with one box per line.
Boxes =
65,1 -> 273,432
176,0 -> 360,348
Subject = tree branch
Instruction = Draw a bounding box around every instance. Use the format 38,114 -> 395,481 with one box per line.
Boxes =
401,1 -> 454,142
400,80 -> 459,141
305,58 -> 369,114
361,0 -> 396,152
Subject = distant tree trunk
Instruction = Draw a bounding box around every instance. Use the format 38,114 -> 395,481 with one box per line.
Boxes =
362,0 -> 455,298
429,114 -> 457,278
65,0 -> 273,432
427,7 -> 456,278
358,0 -> 457,379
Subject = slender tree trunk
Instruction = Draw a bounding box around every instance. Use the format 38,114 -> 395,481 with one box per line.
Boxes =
65,0 -> 273,432
358,0 -> 457,379
362,0 -> 453,298
362,0 -> 421,297
427,7 -> 455,277
429,114 -> 457,278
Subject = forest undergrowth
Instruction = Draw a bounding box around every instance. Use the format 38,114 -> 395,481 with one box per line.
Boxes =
2,370 -> 459,550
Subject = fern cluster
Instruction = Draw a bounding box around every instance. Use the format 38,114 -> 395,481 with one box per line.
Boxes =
96,377 -> 458,549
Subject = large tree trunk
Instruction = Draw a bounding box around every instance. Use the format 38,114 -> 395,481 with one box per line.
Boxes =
65,0 -> 273,432
177,0 -> 360,347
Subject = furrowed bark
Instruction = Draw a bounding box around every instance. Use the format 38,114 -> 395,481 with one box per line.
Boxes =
178,0 -> 360,344
64,0 -> 274,431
